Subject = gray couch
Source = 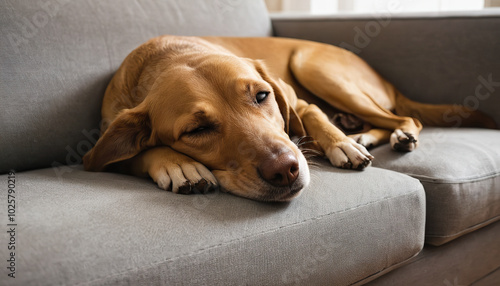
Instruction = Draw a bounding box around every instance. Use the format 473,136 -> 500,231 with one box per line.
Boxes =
1,1 -> 499,285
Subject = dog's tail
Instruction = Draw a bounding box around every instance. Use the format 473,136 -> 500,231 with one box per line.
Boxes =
394,91 -> 497,129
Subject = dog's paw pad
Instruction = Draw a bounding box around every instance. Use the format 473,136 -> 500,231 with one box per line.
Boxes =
326,139 -> 374,171
391,129 -> 417,152
177,181 -> 193,194
341,161 -> 352,169
172,178 -> 219,195
191,178 -> 219,194
203,179 -> 219,193
357,157 -> 372,170
149,158 -> 218,195
193,179 -> 208,193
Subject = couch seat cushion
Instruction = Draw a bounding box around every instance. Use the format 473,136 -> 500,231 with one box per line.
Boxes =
371,128 -> 500,245
1,162 -> 424,285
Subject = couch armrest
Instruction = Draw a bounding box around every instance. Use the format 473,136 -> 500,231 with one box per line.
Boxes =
271,10 -> 500,125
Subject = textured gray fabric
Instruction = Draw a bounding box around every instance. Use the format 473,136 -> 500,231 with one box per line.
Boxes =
0,0 -> 272,173
0,162 -> 425,285
271,12 -> 500,126
473,267 -> 500,286
367,220 -> 500,286
370,128 -> 500,245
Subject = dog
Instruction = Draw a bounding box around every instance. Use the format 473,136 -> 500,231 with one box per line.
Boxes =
83,35 -> 496,202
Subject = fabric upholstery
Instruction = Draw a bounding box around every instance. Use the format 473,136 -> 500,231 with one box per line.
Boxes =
0,0 -> 272,173
271,11 -> 500,126
0,162 -> 425,285
370,128 -> 500,245
366,220 -> 500,286
473,267 -> 500,286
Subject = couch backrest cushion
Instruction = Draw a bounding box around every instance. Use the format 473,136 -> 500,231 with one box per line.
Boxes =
0,0 -> 272,173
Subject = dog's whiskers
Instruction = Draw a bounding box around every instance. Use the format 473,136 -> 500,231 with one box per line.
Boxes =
310,173 -> 321,181
301,148 -> 323,156
292,136 -> 314,147
301,148 -> 324,163
307,160 -> 323,168
292,136 -> 324,158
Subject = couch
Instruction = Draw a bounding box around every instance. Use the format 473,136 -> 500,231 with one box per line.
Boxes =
1,0 -> 499,285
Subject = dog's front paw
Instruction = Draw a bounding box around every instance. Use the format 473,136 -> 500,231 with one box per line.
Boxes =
348,133 -> 376,149
325,138 -> 374,170
390,129 -> 417,152
147,148 -> 219,194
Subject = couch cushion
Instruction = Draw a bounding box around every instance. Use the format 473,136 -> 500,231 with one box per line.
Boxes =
0,0 -> 272,173
367,220 -> 500,286
0,162 -> 424,285
371,128 -> 500,246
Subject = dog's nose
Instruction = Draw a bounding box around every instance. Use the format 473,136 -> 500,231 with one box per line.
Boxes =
259,152 -> 299,187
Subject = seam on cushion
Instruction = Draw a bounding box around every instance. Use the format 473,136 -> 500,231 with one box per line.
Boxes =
425,215 -> 500,239
350,249 -> 422,286
400,171 -> 500,184
471,266 -> 500,286
83,186 -> 424,285
271,14 -> 500,23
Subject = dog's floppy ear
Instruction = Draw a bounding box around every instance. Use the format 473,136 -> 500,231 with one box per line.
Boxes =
253,60 -> 307,137
83,108 -> 156,171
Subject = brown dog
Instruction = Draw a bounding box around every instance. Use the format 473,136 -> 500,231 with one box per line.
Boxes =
83,35 -> 495,201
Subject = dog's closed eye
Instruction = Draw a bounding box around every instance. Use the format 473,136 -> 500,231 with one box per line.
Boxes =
185,124 -> 217,137
180,110 -> 221,139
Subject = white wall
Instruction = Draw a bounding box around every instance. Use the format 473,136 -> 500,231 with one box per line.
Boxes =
273,0 -> 486,14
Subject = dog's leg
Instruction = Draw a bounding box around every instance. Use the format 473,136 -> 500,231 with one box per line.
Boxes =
311,84 -> 421,151
394,93 -> 498,129
348,129 -> 392,149
295,99 -> 373,170
290,46 -> 422,152
114,146 -> 219,194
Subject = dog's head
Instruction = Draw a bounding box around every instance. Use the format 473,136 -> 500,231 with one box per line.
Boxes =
84,42 -> 310,201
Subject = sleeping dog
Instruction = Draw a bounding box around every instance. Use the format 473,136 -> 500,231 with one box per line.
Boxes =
83,36 -> 495,201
